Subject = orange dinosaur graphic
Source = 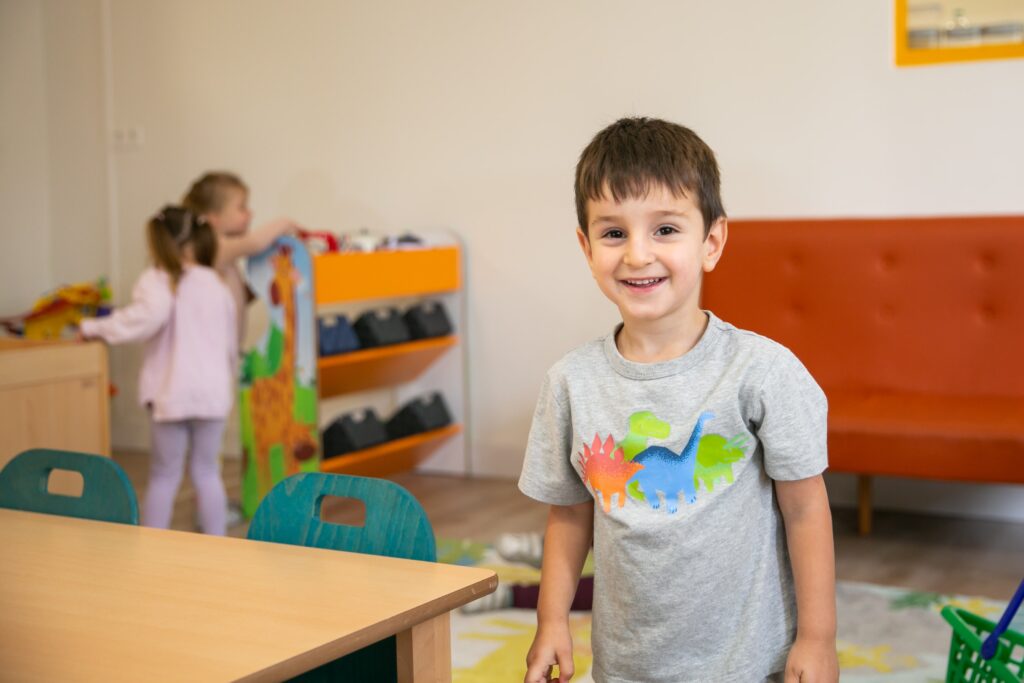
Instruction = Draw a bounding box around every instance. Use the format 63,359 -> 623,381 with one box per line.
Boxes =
578,434 -> 643,513
247,247 -> 317,494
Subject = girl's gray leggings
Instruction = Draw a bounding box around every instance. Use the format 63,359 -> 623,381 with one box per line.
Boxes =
146,417 -> 227,535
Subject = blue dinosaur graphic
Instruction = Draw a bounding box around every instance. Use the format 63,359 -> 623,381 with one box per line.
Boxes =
627,411 -> 714,514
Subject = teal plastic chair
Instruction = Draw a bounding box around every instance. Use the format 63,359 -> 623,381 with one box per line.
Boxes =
0,449 -> 139,525
247,472 -> 436,681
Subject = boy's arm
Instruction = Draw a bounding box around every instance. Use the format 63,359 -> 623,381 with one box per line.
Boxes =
215,218 -> 298,270
79,271 -> 172,344
775,474 -> 838,683
525,500 -> 593,683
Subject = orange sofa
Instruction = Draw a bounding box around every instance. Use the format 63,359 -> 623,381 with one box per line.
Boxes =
701,216 -> 1024,533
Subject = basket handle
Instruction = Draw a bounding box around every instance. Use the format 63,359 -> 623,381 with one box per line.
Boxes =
982,577 -> 1024,659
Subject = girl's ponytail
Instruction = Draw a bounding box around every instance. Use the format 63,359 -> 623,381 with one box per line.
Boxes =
147,205 -> 218,287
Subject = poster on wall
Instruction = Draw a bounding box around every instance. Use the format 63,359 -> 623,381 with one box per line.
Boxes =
239,236 -> 319,517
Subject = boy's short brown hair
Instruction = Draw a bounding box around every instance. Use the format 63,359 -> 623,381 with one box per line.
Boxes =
575,117 -> 725,237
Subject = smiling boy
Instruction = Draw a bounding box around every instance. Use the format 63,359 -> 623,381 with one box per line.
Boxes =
519,117 -> 838,683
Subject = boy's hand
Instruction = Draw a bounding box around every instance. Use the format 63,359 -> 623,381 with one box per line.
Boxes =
783,635 -> 838,683
524,620 -> 575,682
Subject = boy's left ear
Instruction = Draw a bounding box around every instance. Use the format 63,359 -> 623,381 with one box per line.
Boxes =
702,217 -> 728,272
576,227 -> 593,263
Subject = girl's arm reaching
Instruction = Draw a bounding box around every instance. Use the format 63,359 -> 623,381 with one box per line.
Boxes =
79,270 -> 173,344
215,218 -> 299,270
524,500 -> 593,683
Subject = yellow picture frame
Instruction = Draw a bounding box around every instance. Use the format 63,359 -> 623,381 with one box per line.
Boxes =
895,0 -> 1024,66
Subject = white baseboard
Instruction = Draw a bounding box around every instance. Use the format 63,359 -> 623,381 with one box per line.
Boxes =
825,472 -> 1024,524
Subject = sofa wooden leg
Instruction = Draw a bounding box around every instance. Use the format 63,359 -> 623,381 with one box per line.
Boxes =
857,475 -> 872,536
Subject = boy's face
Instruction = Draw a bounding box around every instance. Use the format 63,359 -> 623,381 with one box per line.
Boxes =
205,188 -> 252,237
577,184 -> 726,331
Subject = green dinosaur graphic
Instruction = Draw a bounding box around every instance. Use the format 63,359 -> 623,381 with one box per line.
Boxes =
619,411 -> 671,501
695,433 -> 749,492
619,411 -> 749,502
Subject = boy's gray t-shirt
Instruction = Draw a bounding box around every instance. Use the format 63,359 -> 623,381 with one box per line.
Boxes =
518,312 -> 828,683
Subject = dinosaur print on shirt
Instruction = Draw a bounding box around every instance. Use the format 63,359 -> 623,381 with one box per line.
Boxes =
579,410 -> 749,515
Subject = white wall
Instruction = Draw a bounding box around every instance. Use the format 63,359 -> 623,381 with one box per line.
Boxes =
0,0 -> 52,315
41,1 -> 110,287
0,0 -> 109,318
14,0 -> 1024,520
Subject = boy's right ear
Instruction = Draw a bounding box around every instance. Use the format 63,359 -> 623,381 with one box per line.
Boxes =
576,227 -> 593,263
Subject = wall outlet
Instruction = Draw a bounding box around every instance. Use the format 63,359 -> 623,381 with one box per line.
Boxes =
111,125 -> 145,151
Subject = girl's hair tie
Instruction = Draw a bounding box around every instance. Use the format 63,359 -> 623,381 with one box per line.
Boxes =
153,205 -> 193,245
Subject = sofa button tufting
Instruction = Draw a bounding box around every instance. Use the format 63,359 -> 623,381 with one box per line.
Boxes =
785,253 -> 802,273
978,302 -> 998,321
879,252 -> 899,271
975,251 -> 998,272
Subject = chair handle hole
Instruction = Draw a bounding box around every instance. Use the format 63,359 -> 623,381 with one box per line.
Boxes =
46,469 -> 84,498
318,495 -> 366,528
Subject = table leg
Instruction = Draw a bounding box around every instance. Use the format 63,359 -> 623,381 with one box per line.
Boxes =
396,611 -> 451,683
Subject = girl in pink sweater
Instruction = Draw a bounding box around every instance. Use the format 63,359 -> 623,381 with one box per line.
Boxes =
80,206 -> 236,535
182,173 -> 300,525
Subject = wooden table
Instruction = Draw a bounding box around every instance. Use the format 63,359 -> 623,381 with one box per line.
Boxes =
0,509 -> 497,682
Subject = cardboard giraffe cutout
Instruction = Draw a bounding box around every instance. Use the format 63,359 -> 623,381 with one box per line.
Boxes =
240,236 -> 319,516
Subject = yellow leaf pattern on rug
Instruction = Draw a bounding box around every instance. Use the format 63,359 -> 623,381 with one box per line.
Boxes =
454,616 -> 592,683
940,597 -> 1002,618
478,564 -> 542,585
837,641 -> 918,673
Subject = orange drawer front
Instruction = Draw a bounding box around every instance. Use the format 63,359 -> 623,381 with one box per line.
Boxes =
314,247 -> 460,305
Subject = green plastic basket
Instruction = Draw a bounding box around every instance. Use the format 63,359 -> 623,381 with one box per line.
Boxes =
942,605 -> 1024,683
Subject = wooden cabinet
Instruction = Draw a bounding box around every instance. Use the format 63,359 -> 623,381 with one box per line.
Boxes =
0,339 -> 110,489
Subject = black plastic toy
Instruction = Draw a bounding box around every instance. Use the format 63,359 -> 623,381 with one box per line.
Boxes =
404,301 -> 453,339
354,308 -> 411,347
322,409 -> 389,456
386,393 -> 452,440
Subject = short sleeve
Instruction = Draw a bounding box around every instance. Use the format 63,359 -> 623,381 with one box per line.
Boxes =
755,348 -> 829,481
518,370 -> 592,506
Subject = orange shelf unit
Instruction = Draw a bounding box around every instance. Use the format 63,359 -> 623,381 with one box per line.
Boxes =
318,336 -> 458,397
313,247 -> 460,305
320,425 -> 462,477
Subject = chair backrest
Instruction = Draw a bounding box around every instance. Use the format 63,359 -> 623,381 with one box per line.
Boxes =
247,472 -> 436,561
247,473 -> 435,682
0,449 -> 139,524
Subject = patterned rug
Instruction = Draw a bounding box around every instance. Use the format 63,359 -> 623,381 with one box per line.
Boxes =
439,539 -> 1021,683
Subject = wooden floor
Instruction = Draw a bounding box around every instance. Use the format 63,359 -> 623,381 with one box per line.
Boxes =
112,451 -> 1024,601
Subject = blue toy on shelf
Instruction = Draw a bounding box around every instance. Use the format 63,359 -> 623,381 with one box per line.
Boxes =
317,315 -> 360,356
